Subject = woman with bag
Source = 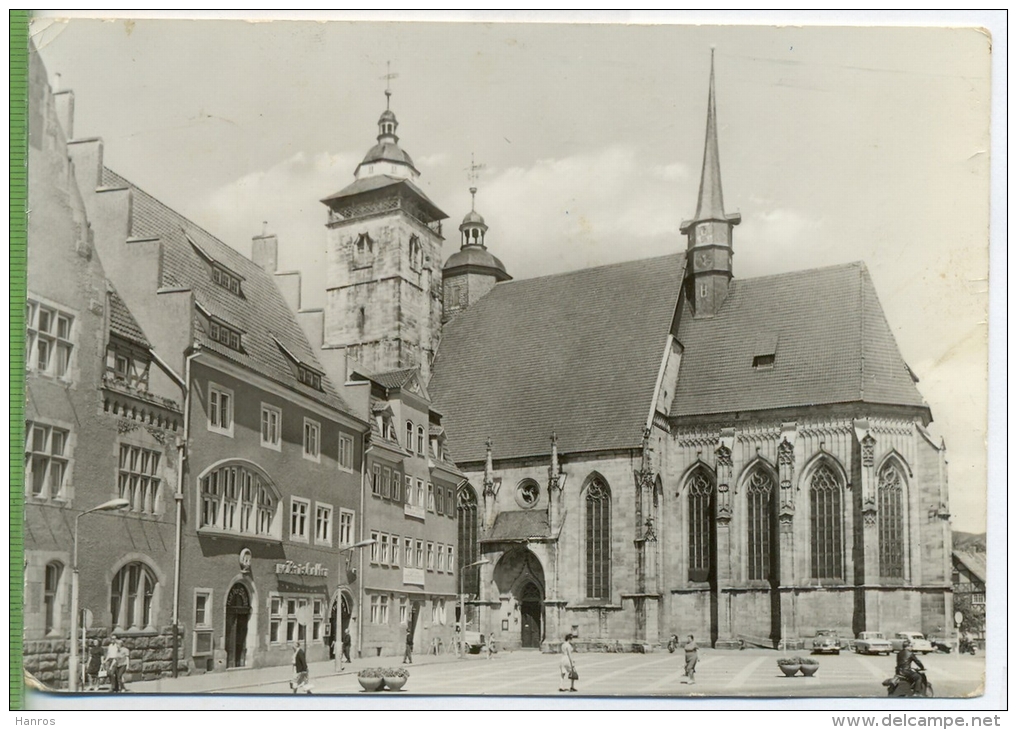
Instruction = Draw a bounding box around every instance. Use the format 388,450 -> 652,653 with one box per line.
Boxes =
559,633 -> 578,692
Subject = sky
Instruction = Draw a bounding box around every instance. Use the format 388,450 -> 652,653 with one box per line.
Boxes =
29,14 -> 994,533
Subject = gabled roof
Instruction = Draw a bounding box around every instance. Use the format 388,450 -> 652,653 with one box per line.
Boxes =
952,551 -> 987,585
670,261 -> 929,418
102,167 -> 359,419
108,287 -> 151,348
482,510 -> 550,542
430,254 -> 685,464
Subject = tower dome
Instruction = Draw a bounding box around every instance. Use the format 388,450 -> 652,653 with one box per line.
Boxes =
443,186 -> 510,282
354,91 -> 420,181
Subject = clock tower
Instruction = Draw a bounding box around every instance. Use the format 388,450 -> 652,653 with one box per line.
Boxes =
680,50 -> 741,318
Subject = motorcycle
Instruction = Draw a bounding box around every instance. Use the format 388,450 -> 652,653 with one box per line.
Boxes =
958,638 -> 977,656
667,634 -> 679,654
883,668 -> 934,697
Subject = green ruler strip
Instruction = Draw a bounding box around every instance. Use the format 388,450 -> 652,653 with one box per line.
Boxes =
10,8 -> 29,712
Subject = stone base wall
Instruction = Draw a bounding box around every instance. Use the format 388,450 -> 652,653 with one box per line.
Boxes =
24,626 -> 188,689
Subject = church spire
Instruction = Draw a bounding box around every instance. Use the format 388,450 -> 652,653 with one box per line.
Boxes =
695,49 -> 726,221
680,50 -> 741,318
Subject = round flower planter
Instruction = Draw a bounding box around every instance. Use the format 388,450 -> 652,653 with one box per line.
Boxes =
384,676 -> 407,691
778,664 -> 801,677
358,676 -> 385,692
800,664 -> 819,677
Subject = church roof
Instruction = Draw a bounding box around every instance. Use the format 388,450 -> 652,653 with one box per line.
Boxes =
102,167 -> 360,419
670,261 -> 929,418
482,510 -> 550,542
430,254 -> 685,464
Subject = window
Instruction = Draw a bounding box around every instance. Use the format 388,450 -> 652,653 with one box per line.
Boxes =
211,265 -> 243,296
370,531 -> 380,563
285,598 -> 308,642
416,540 -> 425,570
25,422 -> 70,500
447,545 -> 455,573
399,597 -> 409,625
208,320 -> 242,351
417,426 -> 425,455
380,534 -> 390,564
427,483 -> 435,512
303,418 -> 321,461
458,486 -> 479,596
687,470 -> 712,583
391,534 -> 401,566
270,596 -> 283,643
312,599 -> 325,641
405,475 -> 414,505
353,233 -> 375,269
44,562 -> 62,635
427,542 -> 435,571
516,480 -> 541,509
416,479 -> 424,508
370,594 -> 390,624
207,383 -> 234,436
290,498 -> 310,542
746,470 -> 776,582
878,463 -> 906,580
26,299 -> 75,379
810,463 -> 844,580
338,509 -> 354,547
372,465 -> 382,496
338,433 -> 354,471
382,467 -> 392,499
406,422 -> 413,450
392,471 -> 402,502
194,591 -> 212,627
752,354 -> 775,369
105,345 -> 151,391
110,562 -> 157,630
409,235 -> 422,272
200,464 -> 279,538
437,543 -> 445,572
260,404 -> 281,450
404,538 -> 414,568
118,443 -> 161,514
436,485 -> 444,515
315,503 -> 333,545
585,478 -> 611,600
297,366 -> 322,391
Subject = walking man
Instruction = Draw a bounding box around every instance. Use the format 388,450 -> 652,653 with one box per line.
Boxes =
683,634 -> 699,685
403,625 -> 414,664
291,642 -> 311,693
342,630 -> 352,664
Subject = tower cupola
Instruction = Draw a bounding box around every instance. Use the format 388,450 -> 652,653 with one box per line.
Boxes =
354,86 -> 421,181
459,187 -> 489,247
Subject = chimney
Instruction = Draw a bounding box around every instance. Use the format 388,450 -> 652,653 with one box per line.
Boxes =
252,222 -> 278,273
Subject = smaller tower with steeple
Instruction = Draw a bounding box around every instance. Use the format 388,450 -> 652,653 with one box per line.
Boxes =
442,161 -> 512,323
680,50 -> 741,318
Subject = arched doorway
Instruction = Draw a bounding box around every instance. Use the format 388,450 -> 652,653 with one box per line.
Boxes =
225,583 -> 251,668
328,592 -> 352,659
520,583 -> 542,648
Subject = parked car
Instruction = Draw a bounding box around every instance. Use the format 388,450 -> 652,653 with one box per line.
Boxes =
855,631 -> 893,655
890,631 -> 934,654
811,629 -> 842,654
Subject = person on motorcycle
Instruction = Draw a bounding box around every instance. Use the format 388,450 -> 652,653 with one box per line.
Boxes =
896,639 -> 926,691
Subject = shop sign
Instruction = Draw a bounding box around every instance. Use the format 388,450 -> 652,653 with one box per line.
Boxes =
275,561 -> 329,577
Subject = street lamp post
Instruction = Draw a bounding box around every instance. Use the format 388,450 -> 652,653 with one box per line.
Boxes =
335,538 -> 376,673
69,498 -> 130,692
458,558 -> 490,658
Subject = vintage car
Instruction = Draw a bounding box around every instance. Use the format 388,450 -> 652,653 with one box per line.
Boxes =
854,631 -> 893,655
811,629 -> 842,654
890,631 -> 934,654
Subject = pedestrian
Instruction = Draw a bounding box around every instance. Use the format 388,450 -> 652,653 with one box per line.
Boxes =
104,637 -> 120,693
342,630 -> 352,663
684,634 -> 699,685
403,625 -> 414,664
559,633 -> 577,692
291,642 -> 311,694
114,637 -> 131,692
85,639 -> 103,691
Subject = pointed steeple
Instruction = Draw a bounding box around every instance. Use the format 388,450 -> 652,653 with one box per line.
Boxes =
695,49 -> 727,221
680,50 -> 741,318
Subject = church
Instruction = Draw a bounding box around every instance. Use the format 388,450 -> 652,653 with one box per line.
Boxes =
313,56 -> 953,652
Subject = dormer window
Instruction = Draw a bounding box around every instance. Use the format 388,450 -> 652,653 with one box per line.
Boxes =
212,265 -> 243,296
353,233 -> 375,269
752,354 -> 775,369
209,320 -> 242,351
752,333 -> 778,370
298,366 -> 322,391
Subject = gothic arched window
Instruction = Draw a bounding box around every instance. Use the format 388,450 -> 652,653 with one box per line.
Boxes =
110,562 -> 158,630
585,478 -> 611,600
353,233 -> 375,269
810,463 -> 844,580
687,470 -> 713,582
747,470 -> 776,581
457,486 -> 479,597
878,463 -> 906,579
409,236 -> 422,272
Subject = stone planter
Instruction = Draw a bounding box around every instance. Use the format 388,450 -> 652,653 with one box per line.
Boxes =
358,676 -> 384,692
800,663 -> 819,677
384,676 -> 407,691
778,663 -> 801,677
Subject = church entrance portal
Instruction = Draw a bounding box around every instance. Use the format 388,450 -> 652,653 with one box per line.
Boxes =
520,583 -> 542,648
225,583 -> 251,668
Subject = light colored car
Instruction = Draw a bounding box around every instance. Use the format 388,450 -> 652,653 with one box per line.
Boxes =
855,631 -> 893,655
890,631 -> 934,654
811,629 -> 841,655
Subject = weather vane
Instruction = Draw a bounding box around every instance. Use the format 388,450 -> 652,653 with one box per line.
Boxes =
466,153 -> 486,209
381,61 -> 398,109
